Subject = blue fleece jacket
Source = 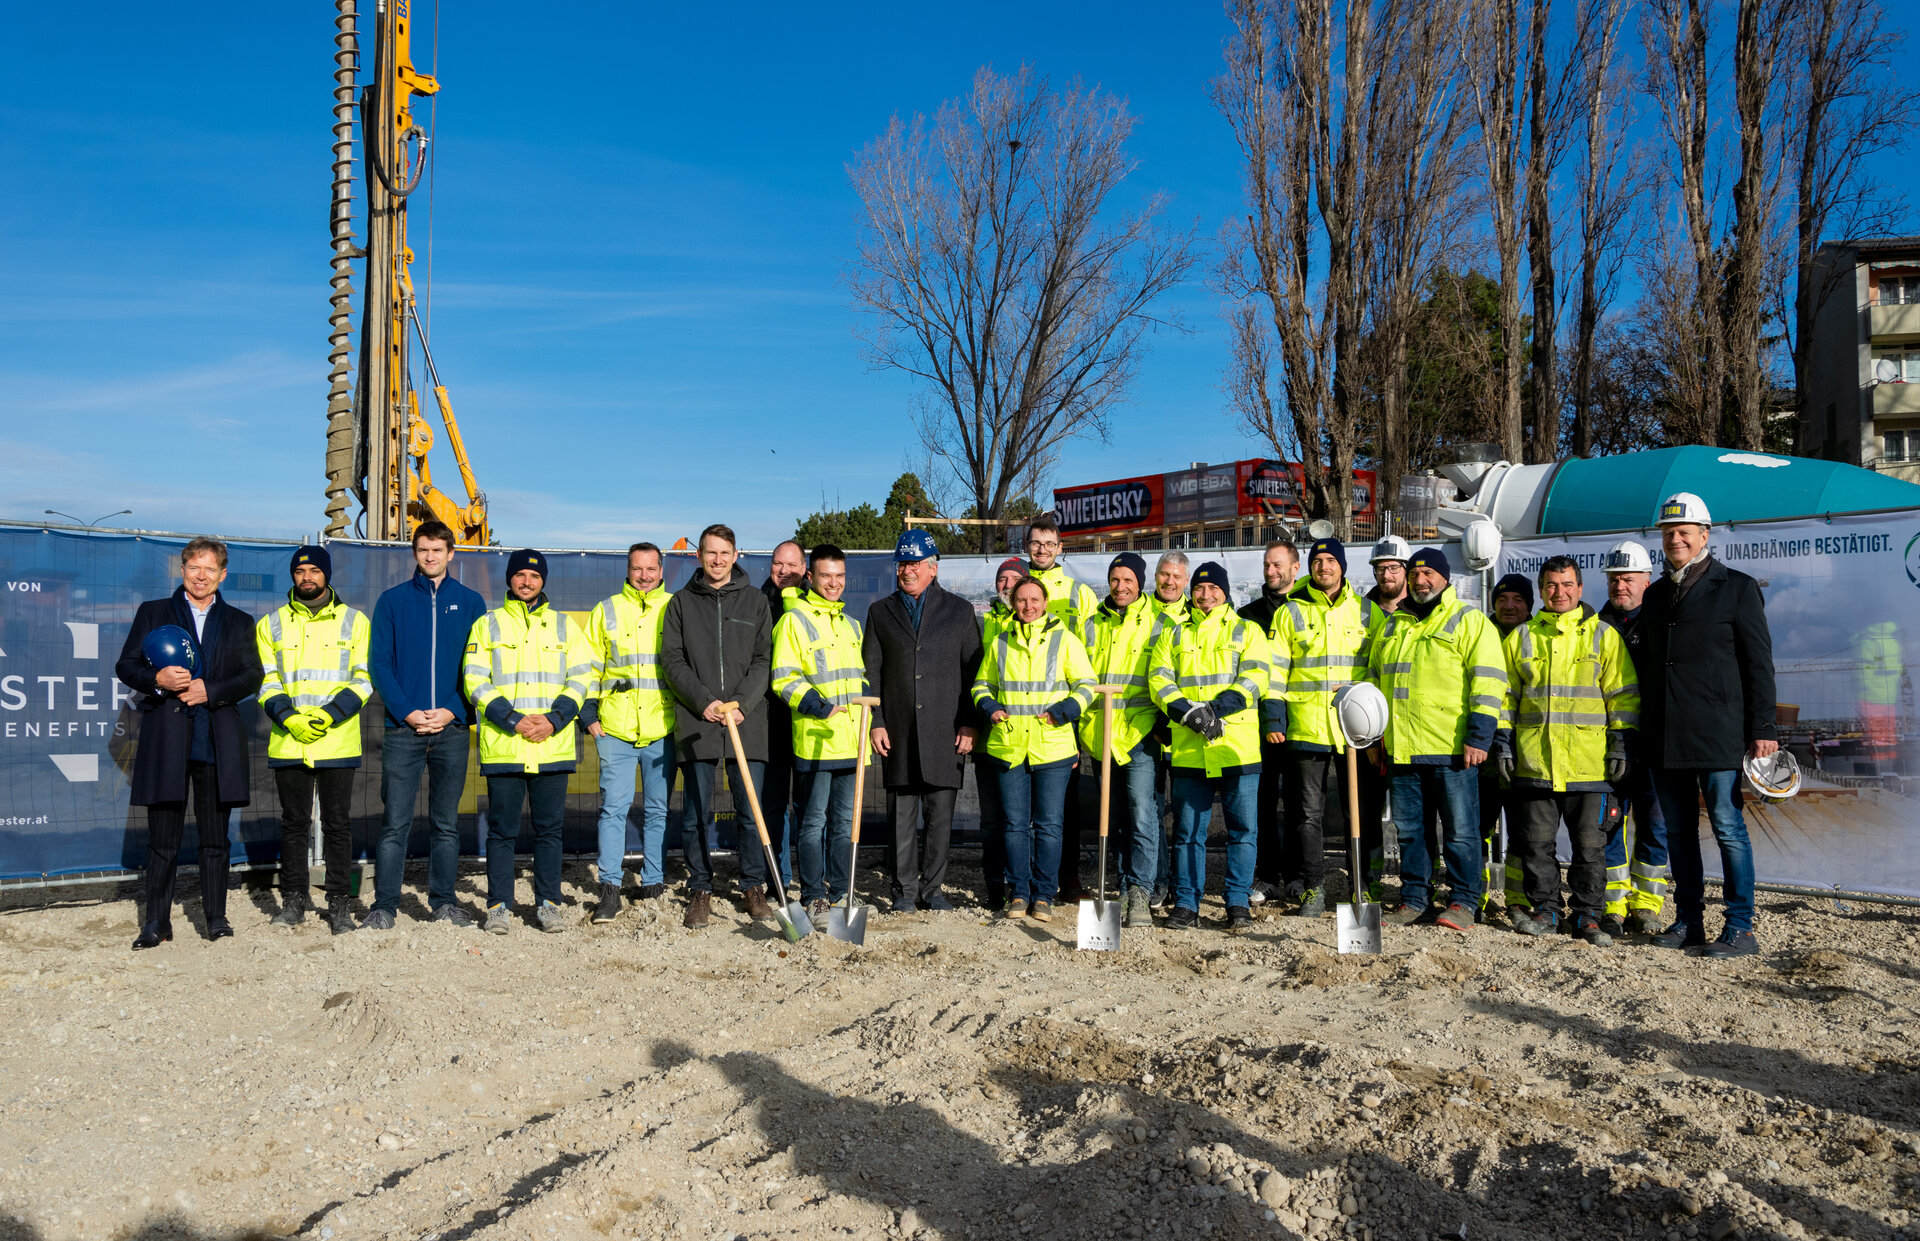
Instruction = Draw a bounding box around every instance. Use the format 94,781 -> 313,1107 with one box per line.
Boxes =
368,570 -> 487,729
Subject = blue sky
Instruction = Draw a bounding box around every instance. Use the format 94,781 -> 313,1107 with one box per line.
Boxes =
2,2 -> 1913,550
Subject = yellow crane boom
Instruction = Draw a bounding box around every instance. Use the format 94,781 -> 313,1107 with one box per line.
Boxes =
323,0 -> 489,546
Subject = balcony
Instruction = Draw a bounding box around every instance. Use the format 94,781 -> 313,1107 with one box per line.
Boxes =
1871,300 -> 1920,341
1875,382 -> 1920,416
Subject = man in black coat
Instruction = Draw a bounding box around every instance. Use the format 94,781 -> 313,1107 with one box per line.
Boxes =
661,523 -> 775,929
863,531 -> 983,912
1637,492 -> 1776,959
114,537 -> 265,948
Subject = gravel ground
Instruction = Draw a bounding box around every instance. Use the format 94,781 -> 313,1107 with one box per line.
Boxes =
1,854 -> 1916,1241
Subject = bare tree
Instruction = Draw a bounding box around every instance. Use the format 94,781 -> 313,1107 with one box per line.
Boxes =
1784,0 -> 1911,439
1567,0 -> 1643,458
1463,0 -> 1528,462
846,67 -> 1197,551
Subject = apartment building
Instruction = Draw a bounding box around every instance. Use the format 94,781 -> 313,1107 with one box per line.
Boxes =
1803,235 -> 1920,480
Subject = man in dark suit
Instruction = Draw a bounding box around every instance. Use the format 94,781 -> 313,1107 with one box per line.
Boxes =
1638,491 -> 1776,959
862,531 -> 983,912
114,537 -> 265,948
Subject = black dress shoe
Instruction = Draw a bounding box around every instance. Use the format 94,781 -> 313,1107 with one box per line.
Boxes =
206,919 -> 235,941
132,926 -> 172,951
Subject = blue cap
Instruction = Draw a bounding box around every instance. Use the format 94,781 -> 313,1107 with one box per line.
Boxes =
1190,561 -> 1230,593
895,530 -> 939,563
1308,537 -> 1347,574
1492,573 -> 1534,610
290,544 -> 332,583
1408,546 -> 1451,578
507,548 -> 548,581
1108,552 -> 1147,588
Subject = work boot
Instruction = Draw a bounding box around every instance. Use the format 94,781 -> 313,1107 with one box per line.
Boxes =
1295,887 -> 1326,919
1435,903 -> 1476,931
1515,909 -> 1558,937
361,908 -> 396,931
1029,900 -> 1053,923
1149,887 -> 1170,912
632,883 -> 663,923
1383,903 -> 1428,926
485,904 -> 512,935
1598,913 -> 1626,940
1006,898 -> 1028,919
683,891 -> 712,929
431,904 -> 475,928
1625,909 -> 1664,936
592,883 -> 622,925
1164,906 -> 1199,931
1227,905 -> 1255,935
328,905 -> 357,936
1650,921 -> 1705,950
1122,886 -> 1152,928
271,894 -> 309,927
742,886 -> 773,921
1573,914 -> 1613,947
536,901 -> 567,934
1700,930 -> 1759,959
1283,880 -> 1306,903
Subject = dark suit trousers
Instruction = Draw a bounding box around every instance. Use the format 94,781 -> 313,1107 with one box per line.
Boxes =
144,760 -> 229,928
1255,739 -> 1287,885
888,781 -> 955,904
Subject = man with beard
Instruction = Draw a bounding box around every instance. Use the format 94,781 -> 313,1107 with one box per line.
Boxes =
1238,539 -> 1300,906
257,545 -> 373,935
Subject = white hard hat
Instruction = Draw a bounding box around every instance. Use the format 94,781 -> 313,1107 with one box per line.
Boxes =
1461,519 -> 1502,573
1656,491 -> 1712,526
1742,749 -> 1801,802
1369,534 -> 1411,565
1602,541 -> 1653,575
1333,682 -> 1389,749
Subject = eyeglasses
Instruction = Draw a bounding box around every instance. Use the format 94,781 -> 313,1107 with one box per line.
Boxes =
1026,539 -> 1060,551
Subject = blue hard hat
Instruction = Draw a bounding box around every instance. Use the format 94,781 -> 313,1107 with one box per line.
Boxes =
894,529 -> 939,563
142,625 -> 200,676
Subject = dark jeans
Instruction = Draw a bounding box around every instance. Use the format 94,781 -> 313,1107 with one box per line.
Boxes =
1283,748 -> 1383,891
1390,764 -> 1483,912
1512,790 -> 1614,921
274,764 -> 356,903
376,725 -> 470,915
142,760 -> 230,929
1255,739 -> 1288,885
681,758 -> 770,895
485,772 -> 568,909
889,782 -> 956,905
1170,768 -> 1260,911
976,755 -> 1006,907
763,740 -> 796,887
1653,768 -> 1756,935
793,767 -> 855,904
1059,764 -> 1084,890
994,759 -> 1071,904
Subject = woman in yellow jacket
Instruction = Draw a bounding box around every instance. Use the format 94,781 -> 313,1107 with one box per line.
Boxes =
971,578 -> 1096,921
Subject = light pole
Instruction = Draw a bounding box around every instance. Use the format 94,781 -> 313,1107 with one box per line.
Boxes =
44,509 -> 132,528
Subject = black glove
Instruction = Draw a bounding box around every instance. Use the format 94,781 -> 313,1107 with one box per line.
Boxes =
1181,701 -> 1218,738
1493,740 -> 1516,784
1605,730 -> 1631,784
1202,713 -> 1226,742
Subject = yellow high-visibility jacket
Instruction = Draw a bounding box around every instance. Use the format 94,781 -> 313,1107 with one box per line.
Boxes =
464,596 -> 595,775
1077,596 -> 1160,765
972,615 -> 1097,768
583,581 -> 675,746
256,590 -> 373,768
770,587 -> 868,768
1502,604 -> 1639,791
1269,582 -> 1385,753
1148,603 -> 1272,777
1365,589 -> 1506,765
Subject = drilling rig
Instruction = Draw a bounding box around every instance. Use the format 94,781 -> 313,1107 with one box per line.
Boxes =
323,0 -> 490,546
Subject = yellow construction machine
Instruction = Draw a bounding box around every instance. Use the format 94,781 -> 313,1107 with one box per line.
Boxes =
323,0 -> 489,546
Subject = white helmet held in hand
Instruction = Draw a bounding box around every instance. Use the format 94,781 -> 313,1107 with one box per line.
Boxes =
1742,748 -> 1802,802
1334,682 -> 1389,749
1369,535 -> 1411,565
1602,541 -> 1653,575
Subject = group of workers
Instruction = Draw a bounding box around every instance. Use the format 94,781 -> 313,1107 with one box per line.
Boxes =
116,489 -> 1776,960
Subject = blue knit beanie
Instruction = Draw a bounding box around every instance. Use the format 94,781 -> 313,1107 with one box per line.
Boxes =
1108,552 -> 1147,589
1308,537 -> 1347,574
289,544 -> 331,584
1407,546 -> 1451,578
1189,561 -> 1230,594
507,548 -> 548,582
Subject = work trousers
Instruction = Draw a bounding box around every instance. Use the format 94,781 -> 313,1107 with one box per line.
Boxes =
142,760 -> 231,930
375,725 -> 469,916
593,732 -> 674,888
992,759 -> 1071,905
1610,763 -> 1669,914
680,758 -> 770,895
485,772 -> 568,909
792,767 -> 855,904
975,755 -> 1007,907
1478,763 -> 1525,910
1254,738 -> 1288,887
274,764 -> 356,904
888,781 -> 956,905
1511,789 -> 1615,922
1283,748 -> 1382,892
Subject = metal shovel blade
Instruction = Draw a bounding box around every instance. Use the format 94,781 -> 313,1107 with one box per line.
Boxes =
1077,897 -> 1122,952
780,901 -> 814,942
825,903 -> 868,946
1337,899 -> 1383,955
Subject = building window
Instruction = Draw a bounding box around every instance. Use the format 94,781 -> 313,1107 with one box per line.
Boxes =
1885,429 -> 1920,462
1882,274 -> 1920,305
1875,350 -> 1920,383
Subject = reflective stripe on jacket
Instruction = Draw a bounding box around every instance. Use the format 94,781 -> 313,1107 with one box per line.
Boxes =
971,615 -> 1096,768
1148,603 -> 1271,777
1503,604 -> 1639,791
584,581 -> 675,746
1366,590 -> 1505,765
1026,564 -> 1100,635
463,597 -> 595,775
1077,596 -> 1159,766
770,587 -> 868,768
1271,582 -> 1384,752
255,591 -> 372,768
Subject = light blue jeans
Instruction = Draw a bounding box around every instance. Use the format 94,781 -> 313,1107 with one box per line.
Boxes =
793,767 -> 855,904
1169,768 -> 1259,912
1112,742 -> 1163,894
594,732 -> 674,887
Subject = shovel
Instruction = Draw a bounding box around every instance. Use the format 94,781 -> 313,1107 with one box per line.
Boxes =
1336,741 -> 1382,954
717,702 -> 811,943
1077,685 -> 1125,952
827,696 -> 881,946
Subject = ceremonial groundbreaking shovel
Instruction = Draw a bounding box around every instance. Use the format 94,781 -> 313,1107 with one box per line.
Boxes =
717,703 -> 811,943
826,695 -> 881,946
1332,683 -> 1388,956
1077,685 -> 1125,952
